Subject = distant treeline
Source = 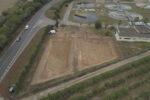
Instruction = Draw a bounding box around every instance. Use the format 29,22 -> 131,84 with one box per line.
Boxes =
0,0 -> 50,52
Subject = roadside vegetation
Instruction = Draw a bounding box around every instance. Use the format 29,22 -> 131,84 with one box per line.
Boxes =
40,55 -> 150,100
14,25 -> 53,94
46,0 -> 72,20
0,0 -> 50,56
46,0 -> 73,20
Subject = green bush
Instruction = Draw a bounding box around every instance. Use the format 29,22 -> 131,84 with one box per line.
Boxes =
104,88 -> 129,100
95,21 -> 102,29
105,78 -> 125,88
53,0 -> 73,21
0,1 -> 44,51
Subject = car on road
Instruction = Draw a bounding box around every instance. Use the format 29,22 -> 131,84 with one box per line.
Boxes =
24,25 -> 29,30
16,37 -> 21,42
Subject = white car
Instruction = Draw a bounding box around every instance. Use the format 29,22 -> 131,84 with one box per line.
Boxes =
9,84 -> 15,93
24,25 -> 29,30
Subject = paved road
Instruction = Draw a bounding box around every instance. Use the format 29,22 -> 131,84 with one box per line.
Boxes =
21,50 -> 150,100
0,0 -> 58,83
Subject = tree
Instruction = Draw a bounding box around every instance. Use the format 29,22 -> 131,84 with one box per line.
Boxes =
55,20 -> 59,27
95,21 -> 102,29
105,31 -> 110,36
144,18 -> 149,23
134,17 -> 139,22
118,20 -> 122,25
34,0 -> 49,4
0,34 -> 7,48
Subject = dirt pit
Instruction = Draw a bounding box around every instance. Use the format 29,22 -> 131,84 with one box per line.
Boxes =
31,27 -> 118,84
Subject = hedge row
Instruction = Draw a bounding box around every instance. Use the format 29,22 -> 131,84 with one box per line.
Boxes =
0,1 -> 42,50
104,75 -> 150,100
127,63 -> 150,78
0,0 -> 51,52
140,90 -> 150,99
70,78 -> 125,100
15,25 -> 53,94
129,75 -> 150,90
53,0 -> 73,20
104,88 -> 129,100
40,56 -> 150,100
104,78 -> 125,88
70,62 -> 150,100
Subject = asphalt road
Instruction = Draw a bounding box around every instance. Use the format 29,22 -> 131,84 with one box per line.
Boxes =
0,0 -> 58,83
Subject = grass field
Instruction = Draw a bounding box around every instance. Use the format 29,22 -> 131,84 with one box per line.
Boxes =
0,0 -> 18,15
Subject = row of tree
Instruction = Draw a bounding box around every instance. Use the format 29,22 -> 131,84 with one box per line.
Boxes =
0,0 -> 50,52
53,0 -> 73,21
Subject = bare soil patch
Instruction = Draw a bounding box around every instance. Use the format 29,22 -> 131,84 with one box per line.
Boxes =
32,27 -> 118,85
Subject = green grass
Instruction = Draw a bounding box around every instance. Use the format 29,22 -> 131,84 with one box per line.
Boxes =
88,26 -> 115,36
117,41 -> 150,58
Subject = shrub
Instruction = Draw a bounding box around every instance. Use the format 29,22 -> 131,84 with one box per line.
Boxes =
104,88 -> 128,100
95,21 -> 102,29
127,64 -> 150,79
140,90 -> 150,100
0,1 -> 43,51
105,78 -> 125,88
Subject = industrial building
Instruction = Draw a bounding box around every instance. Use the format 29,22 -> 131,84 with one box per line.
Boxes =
115,26 -> 150,42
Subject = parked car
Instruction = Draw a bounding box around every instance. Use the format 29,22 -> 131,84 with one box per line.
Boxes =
9,84 -> 15,93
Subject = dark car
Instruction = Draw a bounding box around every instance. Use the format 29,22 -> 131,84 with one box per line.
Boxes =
16,37 -> 21,42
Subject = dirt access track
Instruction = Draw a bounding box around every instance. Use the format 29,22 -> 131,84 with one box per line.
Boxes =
31,27 -> 118,85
